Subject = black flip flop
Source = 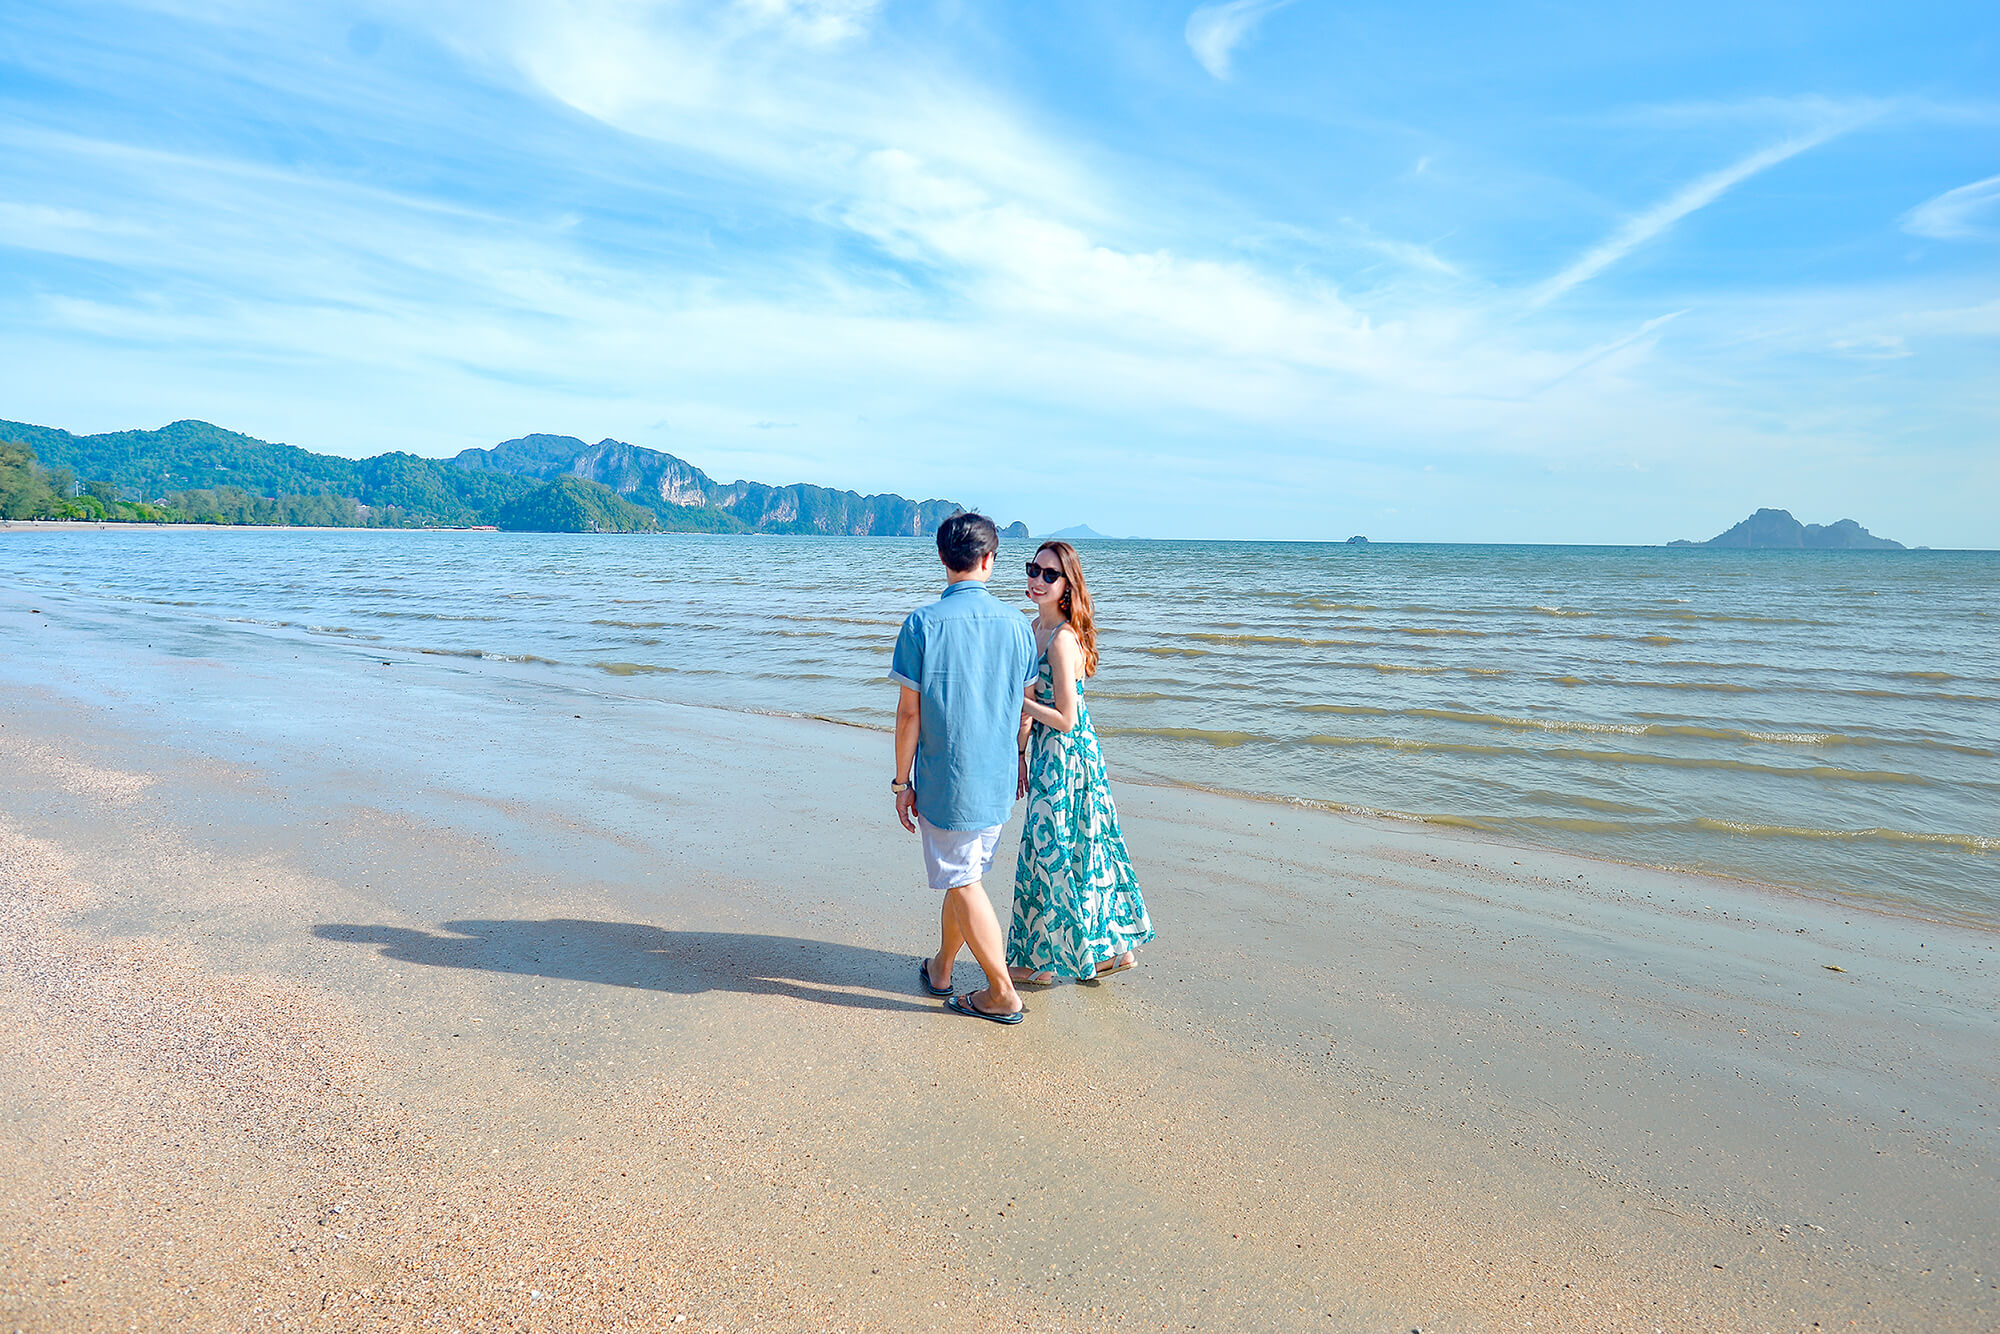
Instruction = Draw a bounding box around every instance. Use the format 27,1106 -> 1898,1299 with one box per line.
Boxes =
917,958 -> 954,998
944,993 -> 1025,1025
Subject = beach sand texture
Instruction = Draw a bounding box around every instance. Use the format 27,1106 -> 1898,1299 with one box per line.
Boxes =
2,592 -> 1997,1332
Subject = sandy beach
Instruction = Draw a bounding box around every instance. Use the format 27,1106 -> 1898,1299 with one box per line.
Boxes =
2,585 -> 1996,1332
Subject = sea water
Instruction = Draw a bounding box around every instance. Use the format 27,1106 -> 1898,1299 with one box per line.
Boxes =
5,529 -> 1995,922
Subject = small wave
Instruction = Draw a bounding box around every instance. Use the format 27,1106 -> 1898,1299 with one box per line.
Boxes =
1658,610 -> 1831,626
770,613 -> 901,628
1187,633 -> 1367,649
1408,709 -> 1854,748
1297,704 -> 1394,717
1410,708 -> 1649,737
1533,606 -> 1593,617
1522,789 -> 1657,816
411,646 -> 561,664
1366,663 -> 1447,675
1101,727 -> 1269,748
1137,646 -> 1212,657
1893,671 -> 1957,682
1390,626 -> 1484,637
1629,679 -> 1761,694
1418,813 -> 1500,831
1298,734 -> 1927,783
373,610 -> 505,621
1692,819 -> 1998,854
1303,734 -> 1510,756
594,661 -> 674,676
591,619 -> 668,629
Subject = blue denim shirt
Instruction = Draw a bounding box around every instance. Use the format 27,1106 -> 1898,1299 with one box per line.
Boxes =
889,580 -> 1039,831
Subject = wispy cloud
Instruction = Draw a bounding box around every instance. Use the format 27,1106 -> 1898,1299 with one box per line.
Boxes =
1526,127 -> 1849,308
1185,0 -> 1296,81
1904,172 -> 2000,241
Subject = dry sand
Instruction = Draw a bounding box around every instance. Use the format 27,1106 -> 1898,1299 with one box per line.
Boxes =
1,589 -> 1996,1332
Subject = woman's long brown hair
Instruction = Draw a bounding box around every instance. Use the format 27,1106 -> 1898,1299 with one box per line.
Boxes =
1036,540 -> 1099,677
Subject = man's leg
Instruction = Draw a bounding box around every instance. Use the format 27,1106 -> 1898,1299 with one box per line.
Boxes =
943,878 -> 1020,1015
930,898 -> 965,992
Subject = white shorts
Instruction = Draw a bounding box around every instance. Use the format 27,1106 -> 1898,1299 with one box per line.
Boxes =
918,817 -> 1004,891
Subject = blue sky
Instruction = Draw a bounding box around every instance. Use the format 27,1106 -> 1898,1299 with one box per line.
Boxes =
2,0 -> 1995,544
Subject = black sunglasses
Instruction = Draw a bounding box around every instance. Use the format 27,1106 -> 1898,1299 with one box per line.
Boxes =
1025,561 -> 1065,584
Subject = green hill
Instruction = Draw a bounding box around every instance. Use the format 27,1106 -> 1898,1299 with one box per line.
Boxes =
0,419 -> 537,527
493,478 -> 660,533
0,418 -> 1027,536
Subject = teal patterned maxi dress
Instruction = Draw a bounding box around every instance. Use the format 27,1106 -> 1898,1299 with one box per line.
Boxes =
1008,651 -> 1155,979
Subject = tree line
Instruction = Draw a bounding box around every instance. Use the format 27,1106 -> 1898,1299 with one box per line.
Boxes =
0,439 -> 426,526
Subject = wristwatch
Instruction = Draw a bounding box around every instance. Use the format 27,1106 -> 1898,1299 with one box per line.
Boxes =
890,779 -> 911,793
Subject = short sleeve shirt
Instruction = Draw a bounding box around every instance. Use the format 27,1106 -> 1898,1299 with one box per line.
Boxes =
889,580 -> 1039,831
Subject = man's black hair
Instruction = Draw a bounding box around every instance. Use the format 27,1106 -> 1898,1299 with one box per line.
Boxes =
935,511 -> 1000,572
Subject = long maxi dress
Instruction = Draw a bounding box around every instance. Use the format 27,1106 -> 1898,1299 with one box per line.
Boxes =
1007,646 -> 1155,980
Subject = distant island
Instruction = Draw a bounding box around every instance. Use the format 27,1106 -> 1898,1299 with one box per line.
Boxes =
1670,508 -> 1905,550
0,419 -> 1030,538
1041,523 -> 1113,541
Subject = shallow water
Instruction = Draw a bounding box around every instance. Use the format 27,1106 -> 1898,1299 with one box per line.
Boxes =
5,529 -> 1995,921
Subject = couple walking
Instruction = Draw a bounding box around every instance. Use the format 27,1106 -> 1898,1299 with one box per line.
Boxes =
889,512 -> 1153,1025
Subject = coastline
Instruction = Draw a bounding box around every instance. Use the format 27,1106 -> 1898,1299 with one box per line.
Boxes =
0,519 -> 501,532
2,594 -> 1995,1331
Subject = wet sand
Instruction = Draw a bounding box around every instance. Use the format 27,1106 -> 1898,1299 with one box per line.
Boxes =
1,589 -> 1996,1331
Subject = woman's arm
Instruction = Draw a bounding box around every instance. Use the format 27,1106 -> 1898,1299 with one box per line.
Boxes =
1020,630 -> 1082,734
1015,705 -> 1033,797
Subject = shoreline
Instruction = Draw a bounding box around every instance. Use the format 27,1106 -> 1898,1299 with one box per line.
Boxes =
6,519 -> 1992,551
0,518 -> 502,532
2,594 -> 1996,1330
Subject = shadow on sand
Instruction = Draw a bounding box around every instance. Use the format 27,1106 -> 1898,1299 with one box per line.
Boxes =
312,919 -> 940,1014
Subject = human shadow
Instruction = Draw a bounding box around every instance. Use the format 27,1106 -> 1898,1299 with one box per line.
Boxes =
312,918 -> 939,1014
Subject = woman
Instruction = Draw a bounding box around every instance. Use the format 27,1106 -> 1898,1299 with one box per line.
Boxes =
1007,541 -> 1154,984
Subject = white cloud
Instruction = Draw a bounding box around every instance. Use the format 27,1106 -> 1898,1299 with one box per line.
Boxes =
1904,172 -> 2000,241
1184,0 -> 1296,81
1829,334 -> 1911,360
734,0 -> 881,44
1526,127 -> 1848,308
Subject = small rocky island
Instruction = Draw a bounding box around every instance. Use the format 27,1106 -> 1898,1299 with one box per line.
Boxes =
1670,508 -> 1904,550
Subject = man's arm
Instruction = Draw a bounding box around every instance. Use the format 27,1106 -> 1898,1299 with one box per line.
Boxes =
894,685 -> 921,833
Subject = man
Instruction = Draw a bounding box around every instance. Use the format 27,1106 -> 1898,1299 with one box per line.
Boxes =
889,511 -> 1038,1024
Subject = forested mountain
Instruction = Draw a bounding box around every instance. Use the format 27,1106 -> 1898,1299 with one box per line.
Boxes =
455,433 -> 976,536
0,419 -> 1020,535
0,418 -> 535,527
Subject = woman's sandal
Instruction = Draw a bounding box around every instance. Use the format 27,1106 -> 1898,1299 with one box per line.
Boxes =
1090,952 -> 1137,979
1009,967 -> 1058,987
